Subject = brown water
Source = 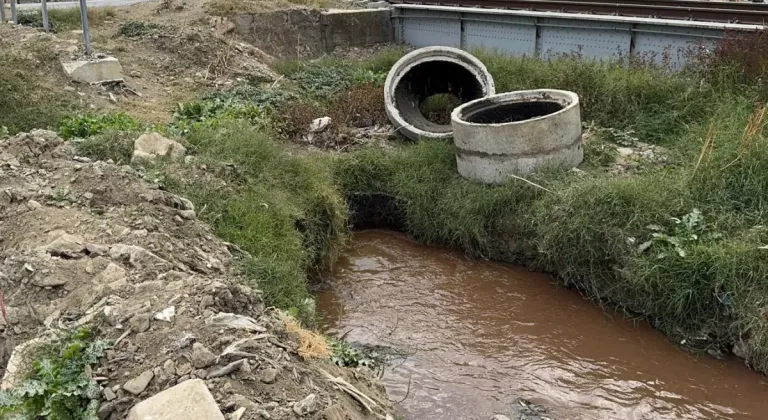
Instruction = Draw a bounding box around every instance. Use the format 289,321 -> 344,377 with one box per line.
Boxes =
316,230 -> 768,420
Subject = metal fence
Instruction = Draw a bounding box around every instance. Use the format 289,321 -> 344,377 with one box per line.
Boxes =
392,4 -> 763,68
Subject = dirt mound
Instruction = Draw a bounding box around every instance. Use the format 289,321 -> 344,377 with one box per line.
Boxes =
0,130 -> 392,419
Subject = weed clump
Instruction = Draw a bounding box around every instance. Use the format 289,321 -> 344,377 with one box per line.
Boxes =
0,328 -> 108,419
117,21 -> 163,38
58,113 -> 142,140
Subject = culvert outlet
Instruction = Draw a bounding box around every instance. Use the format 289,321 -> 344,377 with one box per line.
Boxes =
451,89 -> 583,183
384,47 -> 495,141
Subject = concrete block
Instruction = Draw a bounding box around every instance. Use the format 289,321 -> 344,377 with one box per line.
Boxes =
61,57 -> 124,84
126,379 -> 225,420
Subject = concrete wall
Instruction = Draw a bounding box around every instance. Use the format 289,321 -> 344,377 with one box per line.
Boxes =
234,8 -> 392,58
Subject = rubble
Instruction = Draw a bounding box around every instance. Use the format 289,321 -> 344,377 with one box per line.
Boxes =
131,132 -> 187,164
0,130 -> 393,420
61,57 -> 125,84
126,379 -> 224,420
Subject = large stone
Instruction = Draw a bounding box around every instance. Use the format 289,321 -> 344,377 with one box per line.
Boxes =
190,342 -> 217,368
132,133 -> 187,164
293,393 -> 317,416
61,57 -> 124,84
38,231 -> 86,258
127,378 -> 225,420
123,370 -> 154,395
93,262 -> 127,284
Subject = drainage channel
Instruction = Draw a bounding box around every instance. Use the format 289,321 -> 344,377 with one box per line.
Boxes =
317,230 -> 768,420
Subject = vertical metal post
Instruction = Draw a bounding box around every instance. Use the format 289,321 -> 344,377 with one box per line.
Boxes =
0,0 -> 6,23
78,0 -> 91,56
10,0 -> 16,24
41,0 -> 49,32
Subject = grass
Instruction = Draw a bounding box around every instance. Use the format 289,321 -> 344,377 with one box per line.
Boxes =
0,43 -> 79,134
16,7 -> 116,32
149,122 -> 347,323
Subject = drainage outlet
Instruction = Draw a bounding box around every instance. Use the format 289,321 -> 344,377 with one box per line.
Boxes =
384,47 -> 495,141
451,89 -> 583,183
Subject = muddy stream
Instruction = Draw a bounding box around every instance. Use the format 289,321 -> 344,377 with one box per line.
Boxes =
316,231 -> 768,420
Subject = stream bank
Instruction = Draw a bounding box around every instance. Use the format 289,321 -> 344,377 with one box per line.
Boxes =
318,230 -> 768,420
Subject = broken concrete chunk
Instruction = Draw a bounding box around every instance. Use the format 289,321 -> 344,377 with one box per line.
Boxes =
123,370 -> 154,395
132,132 -> 187,164
1,337 -> 51,390
61,57 -> 124,84
127,379 -> 224,420
293,393 -> 317,416
154,306 -> 175,322
191,342 -> 217,369
86,243 -> 110,256
309,117 -> 331,133
206,312 -> 266,332
109,244 -> 170,270
259,367 -> 279,384
93,262 -> 127,284
39,231 -> 86,258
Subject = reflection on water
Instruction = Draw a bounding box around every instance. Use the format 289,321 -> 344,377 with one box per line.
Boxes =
316,230 -> 768,420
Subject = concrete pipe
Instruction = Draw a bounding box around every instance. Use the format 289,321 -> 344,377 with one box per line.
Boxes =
384,47 -> 495,141
451,89 -> 583,183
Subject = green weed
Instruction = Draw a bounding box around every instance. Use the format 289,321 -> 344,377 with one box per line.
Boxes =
0,328 -> 108,420
58,113 -> 141,140
71,130 -> 140,164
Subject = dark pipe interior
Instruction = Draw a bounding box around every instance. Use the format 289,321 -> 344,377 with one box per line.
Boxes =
464,101 -> 564,124
394,61 -> 484,134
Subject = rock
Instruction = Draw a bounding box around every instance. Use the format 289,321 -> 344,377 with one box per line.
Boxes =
616,147 -> 634,156
93,263 -> 127,284
39,231 -> 86,257
154,306 -> 175,322
292,394 -> 317,416
132,132 -> 187,164
123,370 -> 154,395
231,394 -> 259,412
61,57 -> 124,84
230,407 -> 246,420
129,313 -> 151,333
130,70 -> 142,78
32,273 -> 69,287
491,416 -> 511,420
98,402 -> 116,420
321,404 -> 346,420
109,244 -> 170,270
86,243 -> 110,256
259,367 -> 278,384
103,387 -> 117,401
127,379 -> 224,420
733,339 -> 749,360
25,199 -> 42,211
206,312 -> 266,332
309,117 -> 331,133
178,209 -> 196,220
163,359 -> 177,377
191,343 -> 217,368
176,360 -> 193,376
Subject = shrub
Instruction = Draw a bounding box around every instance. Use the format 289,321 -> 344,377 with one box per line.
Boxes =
117,21 -> 163,38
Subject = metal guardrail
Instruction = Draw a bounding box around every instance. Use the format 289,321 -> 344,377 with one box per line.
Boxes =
1,0 -> 92,55
390,0 -> 768,24
391,4 -> 763,68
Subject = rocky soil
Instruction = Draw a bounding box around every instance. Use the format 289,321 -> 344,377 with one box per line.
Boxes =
0,129 -> 393,419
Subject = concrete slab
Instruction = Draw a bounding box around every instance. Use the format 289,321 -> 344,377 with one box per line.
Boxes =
61,57 -> 124,84
126,379 -> 225,420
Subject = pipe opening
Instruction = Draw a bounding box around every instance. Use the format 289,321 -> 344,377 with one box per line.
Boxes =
464,101 -> 565,124
394,61 -> 485,134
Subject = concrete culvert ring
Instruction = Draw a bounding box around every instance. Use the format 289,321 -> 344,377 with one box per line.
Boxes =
384,47 -> 495,141
451,89 -> 583,183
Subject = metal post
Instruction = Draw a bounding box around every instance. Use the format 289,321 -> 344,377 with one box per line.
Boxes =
41,0 -> 49,32
78,0 -> 91,56
10,0 -> 16,24
1,0 -> 6,23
